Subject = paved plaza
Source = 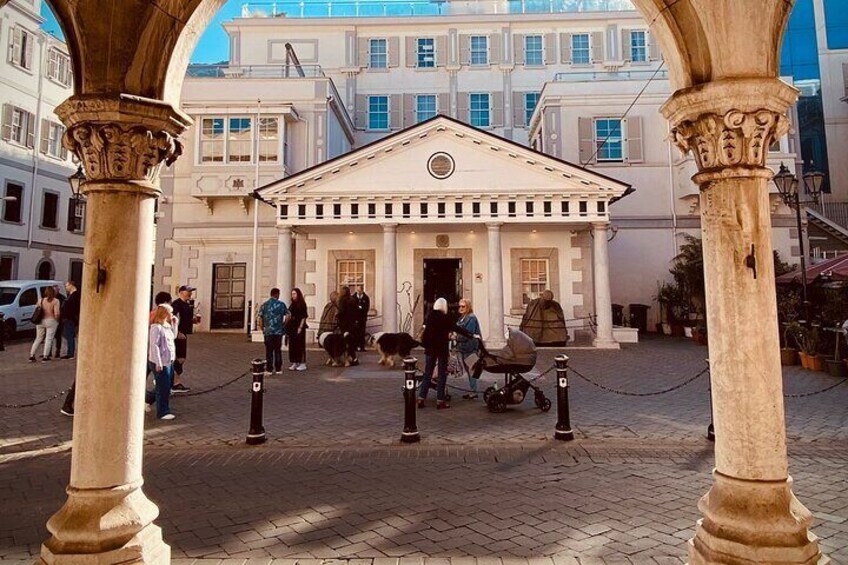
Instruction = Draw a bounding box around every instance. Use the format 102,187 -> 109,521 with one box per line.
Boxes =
2,334 -> 848,564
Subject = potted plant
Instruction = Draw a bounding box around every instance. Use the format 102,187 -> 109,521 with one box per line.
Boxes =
691,322 -> 708,346
781,321 -> 801,366
795,325 -> 823,371
777,288 -> 801,366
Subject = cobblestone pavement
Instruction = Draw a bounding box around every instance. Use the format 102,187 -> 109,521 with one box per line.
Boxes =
2,334 -> 848,563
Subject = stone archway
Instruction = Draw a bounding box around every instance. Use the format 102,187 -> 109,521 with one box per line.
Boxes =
7,1 -> 825,563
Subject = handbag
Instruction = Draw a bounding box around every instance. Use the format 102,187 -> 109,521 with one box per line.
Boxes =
31,301 -> 44,324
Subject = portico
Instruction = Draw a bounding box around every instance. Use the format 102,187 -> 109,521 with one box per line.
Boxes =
256,116 -> 628,347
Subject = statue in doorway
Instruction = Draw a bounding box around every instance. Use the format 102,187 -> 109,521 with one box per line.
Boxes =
519,289 -> 569,346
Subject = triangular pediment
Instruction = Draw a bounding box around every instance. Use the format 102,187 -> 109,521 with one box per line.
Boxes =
257,116 -> 630,201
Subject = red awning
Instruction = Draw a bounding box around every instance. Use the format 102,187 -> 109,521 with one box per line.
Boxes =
775,254 -> 848,284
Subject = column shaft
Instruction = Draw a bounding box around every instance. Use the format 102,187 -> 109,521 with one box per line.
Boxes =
592,223 -> 618,349
487,223 -> 506,347
276,226 -> 293,292
382,224 -> 398,333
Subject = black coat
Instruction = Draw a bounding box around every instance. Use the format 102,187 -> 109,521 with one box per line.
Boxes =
336,296 -> 358,334
421,310 -> 473,356
63,290 -> 81,324
354,292 -> 370,322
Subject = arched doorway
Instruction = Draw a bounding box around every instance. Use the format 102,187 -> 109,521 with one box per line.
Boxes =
36,259 -> 54,280
23,2 -> 825,564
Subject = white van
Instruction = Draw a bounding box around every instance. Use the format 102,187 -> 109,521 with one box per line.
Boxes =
0,280 -> 65,337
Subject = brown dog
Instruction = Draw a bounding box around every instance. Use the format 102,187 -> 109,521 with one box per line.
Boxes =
373,332 -> 421,367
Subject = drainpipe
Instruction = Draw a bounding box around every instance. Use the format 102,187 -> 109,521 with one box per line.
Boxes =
249,99 -> 261,333
27,32 -> 47,250
665,120 -> 678,252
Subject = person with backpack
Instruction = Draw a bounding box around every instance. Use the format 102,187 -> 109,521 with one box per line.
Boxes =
29,286 -> 61,363
258,287 -> 288,374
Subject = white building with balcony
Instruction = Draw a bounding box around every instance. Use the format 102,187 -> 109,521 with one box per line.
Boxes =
0,0 -> 83,284
156,0 -> 803,342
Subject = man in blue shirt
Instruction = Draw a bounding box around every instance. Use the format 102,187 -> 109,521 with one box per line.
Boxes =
259,288 -> 288,374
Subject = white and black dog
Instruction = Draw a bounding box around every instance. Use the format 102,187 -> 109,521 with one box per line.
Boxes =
318,331 -> 353,367
372,332 -> 421,367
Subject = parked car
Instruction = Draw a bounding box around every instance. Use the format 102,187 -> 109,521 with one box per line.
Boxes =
0,280 -> 65,338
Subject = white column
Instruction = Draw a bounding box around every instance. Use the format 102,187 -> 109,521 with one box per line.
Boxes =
382,223 -> 398,333
592,222 -> 618,349
486,222 -> 506,348
276,225 -> 293,292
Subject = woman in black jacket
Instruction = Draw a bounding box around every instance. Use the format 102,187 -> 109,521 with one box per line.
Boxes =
286,288 -> 309,371
418,297 -> 477,409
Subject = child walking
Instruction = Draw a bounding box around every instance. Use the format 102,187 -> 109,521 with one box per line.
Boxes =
148,304 -> 177,420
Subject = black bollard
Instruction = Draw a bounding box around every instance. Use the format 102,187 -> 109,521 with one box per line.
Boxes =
554,355 -> 574,441
401,357 -> 420,444
246,358 -> 267,445
706,359 -> 715,442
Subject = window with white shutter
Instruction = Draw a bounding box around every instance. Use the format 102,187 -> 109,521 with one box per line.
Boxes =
47,48 -> 72,86
8,27 -> 34,70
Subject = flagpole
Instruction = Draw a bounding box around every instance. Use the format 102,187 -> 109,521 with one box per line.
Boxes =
250,98 -> 261,334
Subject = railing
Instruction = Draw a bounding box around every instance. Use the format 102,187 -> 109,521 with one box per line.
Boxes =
808,201 -> 848,231
186,64 -> 325,78
240,0 -> 636,18
554,69 -> 669,82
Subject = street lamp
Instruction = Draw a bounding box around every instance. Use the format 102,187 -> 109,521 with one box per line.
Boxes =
774,162 -> 825,322
68,165 -> 86,198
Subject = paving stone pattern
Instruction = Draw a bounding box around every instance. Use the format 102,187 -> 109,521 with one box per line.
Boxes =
2,335 -> 848,563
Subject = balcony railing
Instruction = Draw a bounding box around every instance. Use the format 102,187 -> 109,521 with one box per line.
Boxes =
808,201 -> 848,231
240,0 -> 636,18
186,64 -> 326,78
554,69 -> 669,82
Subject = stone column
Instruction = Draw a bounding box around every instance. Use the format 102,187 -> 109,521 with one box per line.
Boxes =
382,223 -> 398,333
276,225 -> 293,291
663,80 -> 826,564
486,222 -> 506,348
41,96 -> 189,564
591,223 -> 618,349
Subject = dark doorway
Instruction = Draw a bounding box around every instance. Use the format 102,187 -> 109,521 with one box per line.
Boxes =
211,263 -> 246,329
423,258 -> 462,320
36,260 -> 54,280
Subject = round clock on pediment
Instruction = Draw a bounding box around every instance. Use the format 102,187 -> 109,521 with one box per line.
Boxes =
427,152 -> 455,180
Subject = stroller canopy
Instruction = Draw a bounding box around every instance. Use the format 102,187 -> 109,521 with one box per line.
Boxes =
499,328 -> 538,369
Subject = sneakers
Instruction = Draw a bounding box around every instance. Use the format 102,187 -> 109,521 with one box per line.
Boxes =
288,363 -> 298,370
296,363 -> 307,371
60,407 -> 74,417
41,356 -> 51,363
29,356 -> 36,363
274,370 -> 283,375
171,383 -> 191,394
160,413 -> 176,420
60,355 -> 75,360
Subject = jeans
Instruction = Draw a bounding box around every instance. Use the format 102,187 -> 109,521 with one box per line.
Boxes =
154,364 -> 174,418
264,334 -> 283,372
62,321 -> 78,357
463,353 -> 478,393
419,352 -> 449,401
30,319 -> 59,358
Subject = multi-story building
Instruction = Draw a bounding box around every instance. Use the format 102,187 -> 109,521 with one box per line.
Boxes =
0,0 -> 82,283
156,0 -> 801,342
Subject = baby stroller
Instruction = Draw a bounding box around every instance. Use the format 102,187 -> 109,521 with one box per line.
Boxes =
472,328 -> 552,413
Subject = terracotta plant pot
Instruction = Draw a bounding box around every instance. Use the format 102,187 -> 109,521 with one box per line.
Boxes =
826,358 -> 847,379
807,354 -> 824,372
671,324 -> 686,337
799,351 -> 809,369
780,348 -> 798,366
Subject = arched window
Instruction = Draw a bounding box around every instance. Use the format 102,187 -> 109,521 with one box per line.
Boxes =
36,259 -> 55,280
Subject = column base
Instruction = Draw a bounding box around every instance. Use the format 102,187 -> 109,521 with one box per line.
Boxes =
688,471 -> 827,565
592,337 -> 620,349
41,483 -> 170,565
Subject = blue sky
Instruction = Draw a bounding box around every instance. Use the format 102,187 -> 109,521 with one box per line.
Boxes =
41,0 -> 245,63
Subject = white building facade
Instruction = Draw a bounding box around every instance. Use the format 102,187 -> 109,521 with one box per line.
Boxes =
156,0 -> 803,339
0,0 -> 82,283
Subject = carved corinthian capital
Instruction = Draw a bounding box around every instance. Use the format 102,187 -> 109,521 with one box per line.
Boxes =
55,94 -> 192,191
670,109 -> 790,172
661,78 -> 798,178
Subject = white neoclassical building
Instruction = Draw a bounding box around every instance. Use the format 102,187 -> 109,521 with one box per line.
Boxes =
256,115 -> 629,346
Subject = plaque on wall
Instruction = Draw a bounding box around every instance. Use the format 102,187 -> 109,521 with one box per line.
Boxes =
436,234 -> 450,248
427,152 -> 455,180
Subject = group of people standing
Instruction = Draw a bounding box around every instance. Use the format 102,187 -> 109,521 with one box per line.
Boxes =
258,287 -> 309,373
29,281 -> 80,363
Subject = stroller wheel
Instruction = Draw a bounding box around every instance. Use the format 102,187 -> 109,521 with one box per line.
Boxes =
487,393 -> 507,413
535,395 -> 552,412
483,386 -> 496,404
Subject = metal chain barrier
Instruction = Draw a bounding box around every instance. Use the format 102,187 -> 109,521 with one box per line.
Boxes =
0,386 -> 71,409
180,371 -> 251,397
783,377 -> 848,398
569,364 -> 709,397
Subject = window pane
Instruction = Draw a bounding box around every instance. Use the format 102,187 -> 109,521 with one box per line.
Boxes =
370,38 -> 387,68
521,258 -> 549,304
416,95 -> 437,123
524,92 -> 539,126
469,93 -> 490,128
630,30 -> 647,62
201,118 -> 225,163
595,118 -> 623,161
368,95 -> 389,130
338,260 -> 366,291
258,117 -> 279,162
3,184 -> 23,223
525,35 -> 543,65
417,38 -> 435,68
228,117 -> 253,162
572,33 -> 590,64
470,35 -> 488,65
42,193 -> 58,229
